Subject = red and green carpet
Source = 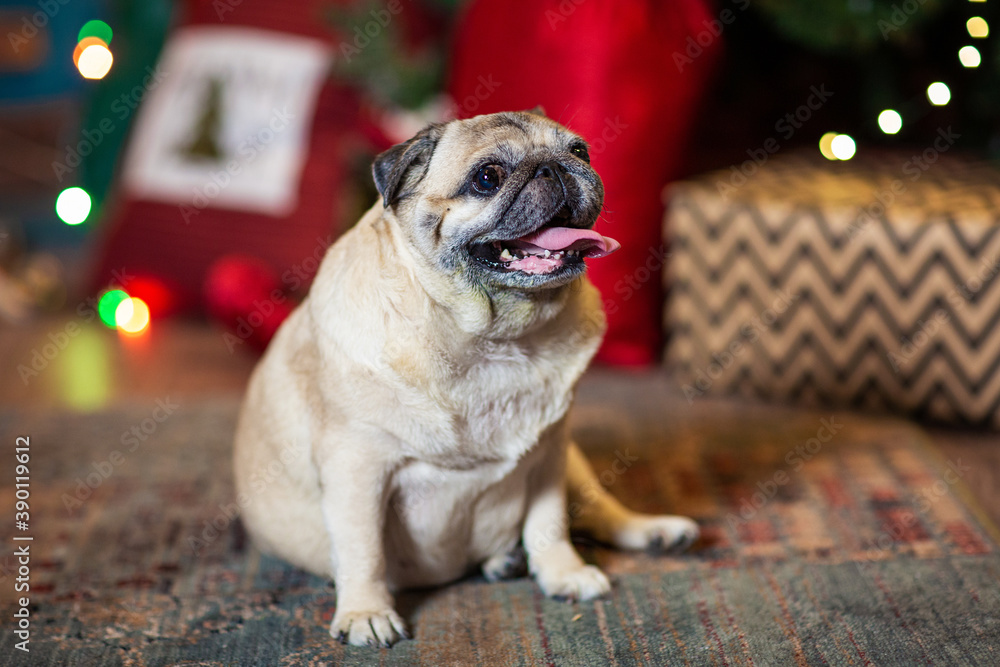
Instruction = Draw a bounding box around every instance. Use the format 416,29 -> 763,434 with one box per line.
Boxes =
1,382 -> 998,665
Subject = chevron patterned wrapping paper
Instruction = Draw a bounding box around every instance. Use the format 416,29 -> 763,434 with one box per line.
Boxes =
665,151 -> 1000,427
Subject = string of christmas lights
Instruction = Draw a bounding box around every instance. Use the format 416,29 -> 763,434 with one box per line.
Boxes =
819,1 -> 990,161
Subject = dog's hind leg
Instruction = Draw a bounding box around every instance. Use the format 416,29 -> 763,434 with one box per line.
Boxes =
482,542 -> 527,582
566,442 -> 699,553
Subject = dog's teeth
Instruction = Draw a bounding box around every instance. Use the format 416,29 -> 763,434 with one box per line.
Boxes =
500,248 -> 512,261
543,250 -> 551,258
553,252 -> 562,260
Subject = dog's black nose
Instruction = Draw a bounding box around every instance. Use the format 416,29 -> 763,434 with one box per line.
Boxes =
533,161 -> 561,181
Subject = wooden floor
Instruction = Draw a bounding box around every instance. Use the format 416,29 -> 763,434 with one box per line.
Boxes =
2,313 -> 997,528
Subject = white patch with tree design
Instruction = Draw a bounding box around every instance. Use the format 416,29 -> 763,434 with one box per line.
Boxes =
122,26 -> 331,217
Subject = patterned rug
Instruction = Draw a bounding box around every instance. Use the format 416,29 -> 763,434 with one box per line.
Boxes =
2,386 -> 999,666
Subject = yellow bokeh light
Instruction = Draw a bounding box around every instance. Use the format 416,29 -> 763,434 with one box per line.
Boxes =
115,297 -> 150,335
72,36 -> 107,67
77,43 -> 113,79
878,110 -> 902,135
959,45 -> 982,68
831,134 -> 856,160
819,132 -> 838,161
967,17 -> 989,37
927,82 -> 951,106
58,326 -> 111,412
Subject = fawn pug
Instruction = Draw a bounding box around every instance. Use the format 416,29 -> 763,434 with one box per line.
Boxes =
234,110 -> 698,647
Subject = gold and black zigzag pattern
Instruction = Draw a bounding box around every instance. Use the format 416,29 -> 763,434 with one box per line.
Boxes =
665,152 -> 1000,428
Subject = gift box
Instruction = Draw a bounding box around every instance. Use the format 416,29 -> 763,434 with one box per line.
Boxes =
665,150 -> 1000,427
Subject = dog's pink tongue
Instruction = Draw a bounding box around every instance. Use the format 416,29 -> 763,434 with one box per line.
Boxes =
519,227 -> 621,259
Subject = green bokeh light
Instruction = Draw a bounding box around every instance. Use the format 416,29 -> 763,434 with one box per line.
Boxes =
98,289 -> 129,327
55,187 -> 92,225
78,20 -> 113,45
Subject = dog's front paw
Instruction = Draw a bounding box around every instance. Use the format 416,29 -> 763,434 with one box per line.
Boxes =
330,607 -> 409,647
536,564 -> 611,601
613,515 -> 700,553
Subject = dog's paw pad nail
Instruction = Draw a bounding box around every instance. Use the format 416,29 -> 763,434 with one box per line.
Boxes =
539,565 -> 611,601
331,609 -> 408,647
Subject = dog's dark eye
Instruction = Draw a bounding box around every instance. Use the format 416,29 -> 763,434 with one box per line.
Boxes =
570,144 -> 590,162
473,165 -> 505,194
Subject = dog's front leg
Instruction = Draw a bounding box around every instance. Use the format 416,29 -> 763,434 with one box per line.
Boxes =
522,427 -> 611,601
317,432 -> 408,647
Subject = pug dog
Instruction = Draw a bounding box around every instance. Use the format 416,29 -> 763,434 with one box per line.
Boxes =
233,110 -> 698,648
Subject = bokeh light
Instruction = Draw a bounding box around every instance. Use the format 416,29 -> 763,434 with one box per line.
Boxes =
72,36 -> 107,67
59,327 -> 111,412
98,289 -> 129,327
830,134 -> 856,160
55,187 -> 92,225
967,17 -> 989,38
115,297 -> 151,335
878,110 -> 902,135
77,43 -> 113,79
77,19 -> 113,45
927,82 -> 951,106
959,46 -> 982,68
819,132 -> 838,161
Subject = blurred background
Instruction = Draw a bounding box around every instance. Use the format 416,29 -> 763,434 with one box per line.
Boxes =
6,5 -> 1000,662
1,0 -> 998,424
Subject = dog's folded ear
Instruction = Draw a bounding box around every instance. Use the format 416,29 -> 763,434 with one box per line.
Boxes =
523,106 -> 547,118
373,123 -> 445,209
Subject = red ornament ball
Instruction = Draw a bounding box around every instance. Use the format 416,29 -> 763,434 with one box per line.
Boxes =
203,255 -> 294,353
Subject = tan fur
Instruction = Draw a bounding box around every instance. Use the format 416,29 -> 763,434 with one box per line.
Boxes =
233,112 -> 697,648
